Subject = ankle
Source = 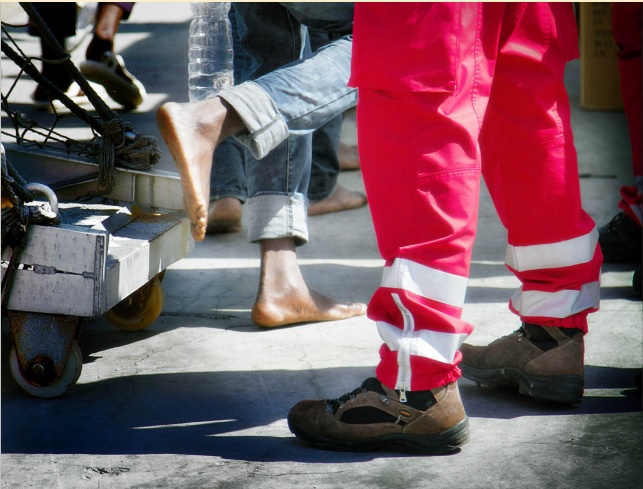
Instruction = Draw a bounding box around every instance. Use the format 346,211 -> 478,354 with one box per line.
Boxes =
523,322 -> 583,352
397,388 -> 436,411
85,36 -> 113,61
218,99 -> 247,139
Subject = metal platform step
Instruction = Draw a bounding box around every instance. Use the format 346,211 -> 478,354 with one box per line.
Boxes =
2,202 -> 193,317
2,143 -> 194,318
3,143 -> 184,211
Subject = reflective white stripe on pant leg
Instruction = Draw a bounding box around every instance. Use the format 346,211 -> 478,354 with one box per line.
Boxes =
505,227 -> 599,272
509,281 -> 601,318
381,258 -> 468,307
378,321 -> 469,366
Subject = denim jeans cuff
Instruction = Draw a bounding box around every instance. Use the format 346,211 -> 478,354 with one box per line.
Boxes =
219,82 -> 289,160
246,194 -> 309,245
209,193 -> 247,203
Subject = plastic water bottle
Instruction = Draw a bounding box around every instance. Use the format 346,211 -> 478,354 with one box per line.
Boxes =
188,2 -> 234,102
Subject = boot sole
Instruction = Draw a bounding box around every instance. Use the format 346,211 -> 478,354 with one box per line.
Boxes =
80,60 -> 145,109
287,416 -> 469,454
460,364 -> 584,404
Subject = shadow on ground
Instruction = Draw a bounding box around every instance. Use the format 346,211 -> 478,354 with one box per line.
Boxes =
2,363 -> 640,461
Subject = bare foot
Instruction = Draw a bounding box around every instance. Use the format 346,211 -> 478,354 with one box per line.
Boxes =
156,98 -> 244,241
207,197 -> 243,234
339,141 -> 360,171
251,238 -> 367,328
308,184 -> 367,216
252,289 -> 367,328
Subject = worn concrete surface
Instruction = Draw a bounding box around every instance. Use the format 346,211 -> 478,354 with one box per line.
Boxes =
1,3 -> 641,488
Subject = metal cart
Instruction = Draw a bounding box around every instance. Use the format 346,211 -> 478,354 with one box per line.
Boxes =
2,146 -> 194,398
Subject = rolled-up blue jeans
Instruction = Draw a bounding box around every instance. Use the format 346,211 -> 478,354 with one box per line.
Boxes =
307,26 -> 345,203
211,5 -> 346,204
218,2 -> 356,244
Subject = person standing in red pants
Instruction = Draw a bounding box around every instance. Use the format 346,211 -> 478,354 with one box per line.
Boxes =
288,2 -> 602,454
598,2 -> 642,295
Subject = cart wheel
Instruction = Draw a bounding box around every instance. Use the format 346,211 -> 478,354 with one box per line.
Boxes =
104,276 -> 164,331
9,341 -> 83,398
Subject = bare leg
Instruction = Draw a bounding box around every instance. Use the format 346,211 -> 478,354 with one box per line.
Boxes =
308,184 -> 367,216
93,4 -> 124,42
207,197 -> 243,234
156,98 -> 245,240
252,237 -> 367,327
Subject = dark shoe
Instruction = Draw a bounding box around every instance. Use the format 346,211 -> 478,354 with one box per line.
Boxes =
459,323 -> 584,404
79,52 -> 146,109
598,211 -> 642,263
287,378 -> 469,454
31,82 -> 89,111
31,84 -> 55,110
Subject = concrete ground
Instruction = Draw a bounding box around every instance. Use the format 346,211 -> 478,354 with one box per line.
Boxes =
1,3 -> 641,488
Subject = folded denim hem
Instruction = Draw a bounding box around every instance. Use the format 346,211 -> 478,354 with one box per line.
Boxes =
219,82 -> 289,160
246,194 -> 309,245
209,193 -> 247,204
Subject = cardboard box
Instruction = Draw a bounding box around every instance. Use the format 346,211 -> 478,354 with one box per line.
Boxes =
579,2 -> 623,111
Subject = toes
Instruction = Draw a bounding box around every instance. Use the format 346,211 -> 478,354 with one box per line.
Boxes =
191,224 -> 206,242
354,303 -> 368,315
343,302 -> 367,319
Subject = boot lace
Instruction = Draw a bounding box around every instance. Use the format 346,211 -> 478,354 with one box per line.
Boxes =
325,378 -> 384,414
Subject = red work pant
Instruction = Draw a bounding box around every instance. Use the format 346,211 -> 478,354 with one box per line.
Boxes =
613,2 -> 642,225
351,3 -> 603,391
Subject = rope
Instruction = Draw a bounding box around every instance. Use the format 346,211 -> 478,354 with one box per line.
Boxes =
3,4 -> 162,194
96,119 -> 119,190
91,119 -> 162,190
116,133 -> 161,171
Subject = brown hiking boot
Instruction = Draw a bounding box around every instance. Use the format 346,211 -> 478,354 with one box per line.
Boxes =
287,378 -> 469,454
459,323 -> 585,404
